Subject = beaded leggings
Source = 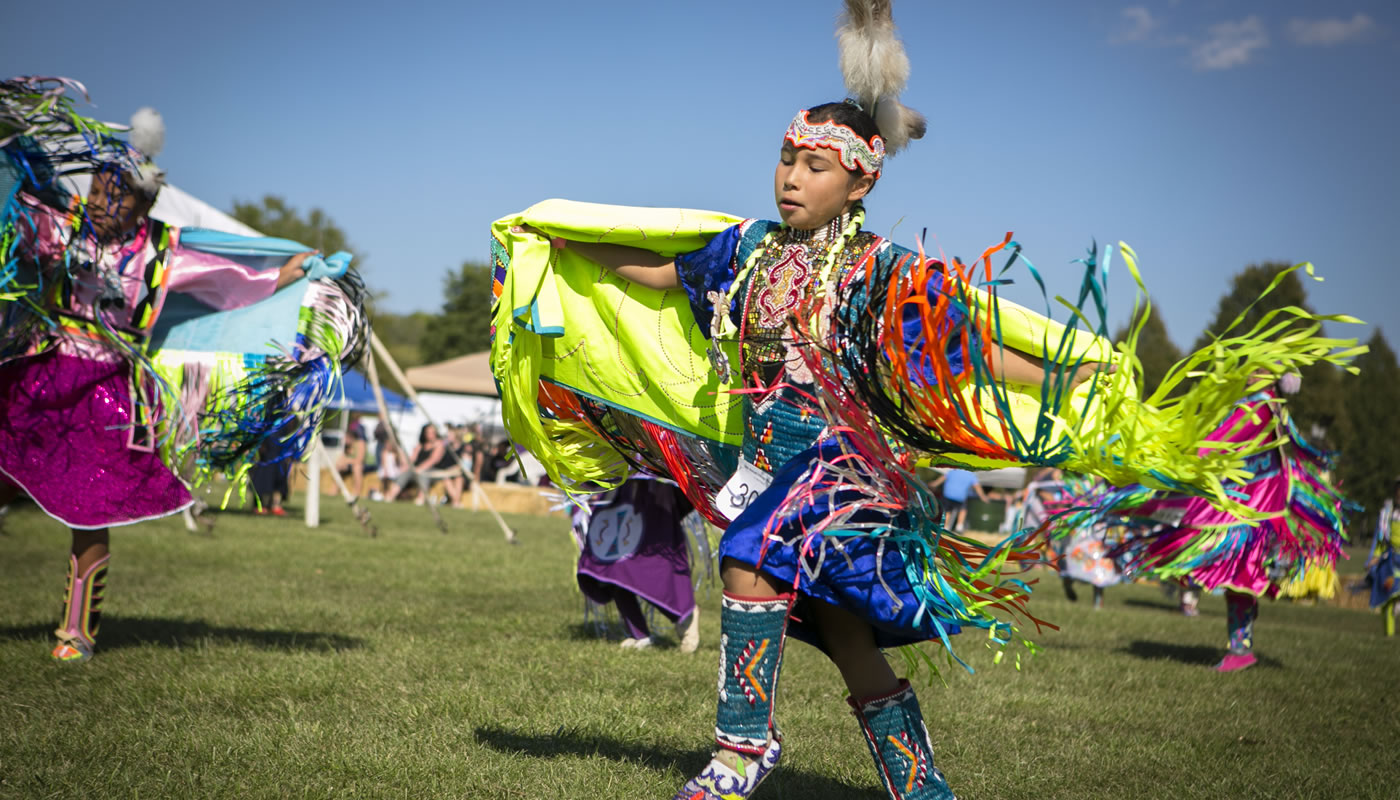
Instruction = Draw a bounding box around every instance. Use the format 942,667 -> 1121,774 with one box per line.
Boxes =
1225,590 -> 1258,654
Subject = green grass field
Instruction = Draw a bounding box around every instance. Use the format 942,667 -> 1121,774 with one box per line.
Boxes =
0,499 -> 1394,799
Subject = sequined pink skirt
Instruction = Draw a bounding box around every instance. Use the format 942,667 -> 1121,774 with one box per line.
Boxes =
0,350 -> 191,529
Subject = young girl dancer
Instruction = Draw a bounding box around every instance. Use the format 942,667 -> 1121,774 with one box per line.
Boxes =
525,101 -> 1059,800
1,77 -> 366,662
491,3 -> 1359,796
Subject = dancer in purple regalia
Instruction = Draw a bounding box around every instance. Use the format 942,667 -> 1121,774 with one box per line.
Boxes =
572,478 -> 701,652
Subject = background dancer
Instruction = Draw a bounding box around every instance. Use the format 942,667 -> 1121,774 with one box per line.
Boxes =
0,78 -> 365,662
1058,373 -> 1354,671
1368,479 -> 1400,636
572,478 -> 701,653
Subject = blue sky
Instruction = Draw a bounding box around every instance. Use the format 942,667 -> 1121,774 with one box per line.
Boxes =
5,0 -> 1396,351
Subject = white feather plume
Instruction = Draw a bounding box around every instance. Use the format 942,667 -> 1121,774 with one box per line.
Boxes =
838,0 -> 907,105
837,0 -> 925,155
128,107 -> 165,158
874,99 -> 927,156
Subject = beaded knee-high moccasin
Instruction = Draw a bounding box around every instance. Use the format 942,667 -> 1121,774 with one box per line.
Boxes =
672,592 -> 792,800
849,679 -> 956,800
52,553 -> 109,663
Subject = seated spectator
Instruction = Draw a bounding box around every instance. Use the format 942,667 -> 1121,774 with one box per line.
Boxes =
384,424 -> 447,505
422,426 -> 468,506
334,414 -> 368,500
477,440 -> 511,484
443,426 -> 473,506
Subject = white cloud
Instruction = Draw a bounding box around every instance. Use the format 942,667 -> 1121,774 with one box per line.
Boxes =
1112,6 -> 1160,44
1190,16 -> 1269,70
1288,13 -> 1376,46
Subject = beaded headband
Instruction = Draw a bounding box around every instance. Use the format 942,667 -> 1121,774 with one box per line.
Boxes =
783,109 -> 885,178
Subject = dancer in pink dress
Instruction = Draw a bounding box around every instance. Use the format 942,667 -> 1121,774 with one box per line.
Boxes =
1,78 -> 357,661
1052,374 -> 1352,671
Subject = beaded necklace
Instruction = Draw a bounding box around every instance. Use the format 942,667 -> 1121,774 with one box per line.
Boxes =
707,203 -> 866,382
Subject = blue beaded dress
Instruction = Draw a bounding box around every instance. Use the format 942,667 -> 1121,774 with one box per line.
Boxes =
676,218 -> 968,650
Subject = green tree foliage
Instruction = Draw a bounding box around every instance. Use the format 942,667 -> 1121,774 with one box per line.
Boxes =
370,310 -> 434,370
418,261 -> 495,363
1194,262 -> 1349,446
230,196 -> 359,262
1337,331 -> 1400,524
1193,263 -> 1311,351
1112,301 -> 1182,398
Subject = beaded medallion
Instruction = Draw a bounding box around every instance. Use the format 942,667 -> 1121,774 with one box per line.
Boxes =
730,224 -> 880,472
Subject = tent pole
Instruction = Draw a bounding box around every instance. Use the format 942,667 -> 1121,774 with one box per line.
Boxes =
364,349 -> 412,484
367,333 -> 515,543
365,350 -> 446,534
305,445 -> 321,528
316,441 -> 378,537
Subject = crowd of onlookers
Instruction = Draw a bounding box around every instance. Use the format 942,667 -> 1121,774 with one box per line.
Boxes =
332,415 -> 544,508
924,466 -> 1067,535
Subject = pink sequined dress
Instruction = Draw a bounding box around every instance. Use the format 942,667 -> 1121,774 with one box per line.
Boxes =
0,196 -> 279,528
1108,386 -> 1350,597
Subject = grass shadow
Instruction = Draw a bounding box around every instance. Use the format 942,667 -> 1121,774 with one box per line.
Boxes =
1120,597 -> 1195,613
1119,640 -> 1282,669
0,616 -> 364,653
557,622 -> 679,649
560,622 -> 617,642
474,725 -> 885,798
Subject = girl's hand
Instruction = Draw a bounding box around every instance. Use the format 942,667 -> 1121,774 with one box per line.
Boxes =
510,225 -> 566,249
276,250 -> 321,289
286,250 -> 318,273
1067,361 -> 1117,389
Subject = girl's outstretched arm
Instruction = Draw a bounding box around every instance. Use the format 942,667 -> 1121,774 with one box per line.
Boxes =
988,346 -> 1107,389
511,225 -> 679,290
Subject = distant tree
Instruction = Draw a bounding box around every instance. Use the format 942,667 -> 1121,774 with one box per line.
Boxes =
418,261 -> 495,363
1193,263 -> 1311,351
1194,262 -> 1349,445
230,196 -> 360,267
1337,330 -> 1400,525
370,310 -> 434,370
1112,301 -> 1182,398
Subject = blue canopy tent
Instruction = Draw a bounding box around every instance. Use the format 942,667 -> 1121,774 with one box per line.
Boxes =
332,370 -> 413,414
321,370 -> 413,456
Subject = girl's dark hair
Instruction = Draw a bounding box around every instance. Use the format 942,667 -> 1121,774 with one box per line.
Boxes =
800,102 -> 882,193
418,423 -> 435,445
804,101 -> 882,148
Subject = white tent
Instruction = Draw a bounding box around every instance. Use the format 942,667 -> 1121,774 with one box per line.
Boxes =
391,350 -> 505,444
404,351 -> 496,396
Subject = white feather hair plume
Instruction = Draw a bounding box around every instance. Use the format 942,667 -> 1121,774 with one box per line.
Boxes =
837,0 -> 926,155
128,107 -> 164,158
126,106 -> 166,196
